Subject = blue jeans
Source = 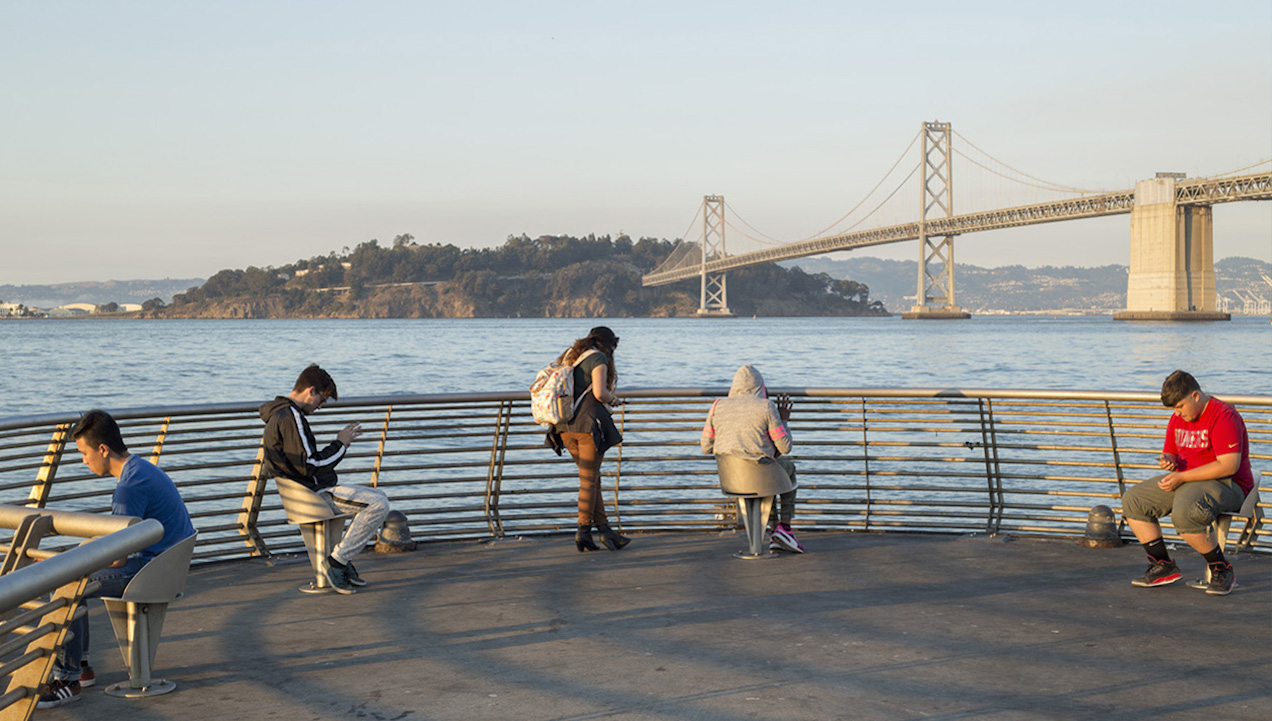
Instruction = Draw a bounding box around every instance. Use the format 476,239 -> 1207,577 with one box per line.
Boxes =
53,556 -> 147,680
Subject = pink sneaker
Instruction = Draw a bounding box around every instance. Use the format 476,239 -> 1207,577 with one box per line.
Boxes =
769,523 -> 804,553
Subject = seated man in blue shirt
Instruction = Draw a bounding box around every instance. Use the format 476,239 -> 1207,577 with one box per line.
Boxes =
38,409 -> 196,709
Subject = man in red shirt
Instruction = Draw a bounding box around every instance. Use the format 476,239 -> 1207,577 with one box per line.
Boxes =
1121,370 -> 1253,595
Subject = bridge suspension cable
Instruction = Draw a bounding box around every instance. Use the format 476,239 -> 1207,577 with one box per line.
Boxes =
798,128 -> 924,241
661,127 -> 932,261
953,148 -> 1112,194
1201,157 -> 1272,179
722,220 -> 783,248
833,162 -> 922,236
722,201 -> 786,246
649,204 -> 706,276
952,130 -> 1113,195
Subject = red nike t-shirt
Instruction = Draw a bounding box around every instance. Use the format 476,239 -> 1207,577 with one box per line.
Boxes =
1163,397 -> 1253,495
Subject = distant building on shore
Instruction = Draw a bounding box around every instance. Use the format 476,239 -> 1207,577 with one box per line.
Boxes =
47,303 -> 97,317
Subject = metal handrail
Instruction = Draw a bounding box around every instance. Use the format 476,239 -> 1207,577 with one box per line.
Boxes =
0,516 -> 161,610
0,509 -> 161,720
0,388 -> 1267,566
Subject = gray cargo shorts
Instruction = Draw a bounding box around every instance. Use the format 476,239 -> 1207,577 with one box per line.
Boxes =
1121,474 -> 1246,534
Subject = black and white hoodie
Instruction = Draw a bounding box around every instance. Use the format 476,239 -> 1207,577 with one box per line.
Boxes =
259,396 -> 346,491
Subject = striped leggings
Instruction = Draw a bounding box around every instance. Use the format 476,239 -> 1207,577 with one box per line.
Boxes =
562,432 -> 608,527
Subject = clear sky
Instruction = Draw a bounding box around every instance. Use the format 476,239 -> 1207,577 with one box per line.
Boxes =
2,0 -> 1270,285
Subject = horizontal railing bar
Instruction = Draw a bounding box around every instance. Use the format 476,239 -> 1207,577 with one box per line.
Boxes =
0,518 -> 163,611
6,387 -> 1268,433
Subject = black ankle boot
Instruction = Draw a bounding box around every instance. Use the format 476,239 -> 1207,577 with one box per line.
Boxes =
575,525 -> 600,552
596,524 -> 630,551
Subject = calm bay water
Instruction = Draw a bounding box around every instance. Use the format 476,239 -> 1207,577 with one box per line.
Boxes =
1,316 -> 1269,420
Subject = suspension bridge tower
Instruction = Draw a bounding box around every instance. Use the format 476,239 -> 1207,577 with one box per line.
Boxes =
903,121 -> 971,320
697,194 -> 734,317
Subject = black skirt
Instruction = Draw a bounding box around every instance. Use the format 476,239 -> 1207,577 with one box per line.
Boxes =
546,394 -> 623,455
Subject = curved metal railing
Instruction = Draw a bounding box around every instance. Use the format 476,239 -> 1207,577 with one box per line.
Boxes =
0,507 -> 162,718
1,388 -> 1268,563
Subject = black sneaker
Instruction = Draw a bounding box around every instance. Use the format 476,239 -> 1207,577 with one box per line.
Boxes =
1131,559 -> 1181,587
79,662 -> 95,688
36,679 -> 81,708
1205,562 -> 1235,596
319,556 -> 356,595
344,562 -> 368,587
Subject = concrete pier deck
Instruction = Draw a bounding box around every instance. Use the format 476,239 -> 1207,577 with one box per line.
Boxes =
39,531 -> 1270,721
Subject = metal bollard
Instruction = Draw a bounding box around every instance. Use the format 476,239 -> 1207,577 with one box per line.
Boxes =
374,510 -> 417,553
1080,505 -> 1122,548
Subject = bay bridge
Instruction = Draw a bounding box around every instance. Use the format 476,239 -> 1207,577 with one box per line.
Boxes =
641,121 -> 1272,319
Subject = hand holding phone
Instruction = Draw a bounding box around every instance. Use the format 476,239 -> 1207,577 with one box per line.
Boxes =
337,422 -> 363,445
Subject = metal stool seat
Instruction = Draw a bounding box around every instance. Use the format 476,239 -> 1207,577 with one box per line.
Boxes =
101,532 -> 198,698
715,455 -> 795,559
274,478 -> 351,593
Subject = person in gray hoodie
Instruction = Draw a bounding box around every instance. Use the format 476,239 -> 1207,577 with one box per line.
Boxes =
700,364 -> 804,553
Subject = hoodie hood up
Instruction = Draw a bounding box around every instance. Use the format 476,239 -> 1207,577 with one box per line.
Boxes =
728,364 -> 766,399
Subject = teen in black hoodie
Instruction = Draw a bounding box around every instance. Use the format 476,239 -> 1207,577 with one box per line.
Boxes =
260,364 -> 390,593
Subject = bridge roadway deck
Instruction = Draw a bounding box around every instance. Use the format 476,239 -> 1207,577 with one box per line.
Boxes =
42,531 -> 1270,721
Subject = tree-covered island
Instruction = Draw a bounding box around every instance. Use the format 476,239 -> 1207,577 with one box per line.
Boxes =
152,234 -> 887,318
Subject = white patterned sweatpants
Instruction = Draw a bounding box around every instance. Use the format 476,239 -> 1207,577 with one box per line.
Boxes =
323,483 -> 391,564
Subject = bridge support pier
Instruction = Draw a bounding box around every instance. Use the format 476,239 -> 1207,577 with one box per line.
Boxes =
1114,176 -> 1229,321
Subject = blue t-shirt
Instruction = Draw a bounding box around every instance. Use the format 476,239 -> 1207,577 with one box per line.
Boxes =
113,455 -> 195,562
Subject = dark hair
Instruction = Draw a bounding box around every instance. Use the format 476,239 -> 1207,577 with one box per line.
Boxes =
72,409 -> 128,455
559,326 -> 619,390
293,363 -> 338,400
1161,370 -> 1201,407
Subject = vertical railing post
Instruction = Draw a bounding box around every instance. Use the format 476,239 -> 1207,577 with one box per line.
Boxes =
370,407 -> 393,487
860,398 -> 872,532
148,417 -> 171,466
610,401 -> 626,530
1103,400 -> 1126,495
1104,400 -> 1129,537
977,399 -> 1005,534
1,514 -> 55,575
26,423 -> 71,509
484,401 -> 511,538
237,446 -> 271,557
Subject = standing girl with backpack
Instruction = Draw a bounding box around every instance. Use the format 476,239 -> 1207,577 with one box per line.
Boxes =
555,326 -> 628,552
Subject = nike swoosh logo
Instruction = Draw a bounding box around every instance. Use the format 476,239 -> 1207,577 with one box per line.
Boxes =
1229,443 -> 1239,449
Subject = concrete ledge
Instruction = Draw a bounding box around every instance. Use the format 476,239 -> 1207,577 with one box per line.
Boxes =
1113,310 -> 1231,321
